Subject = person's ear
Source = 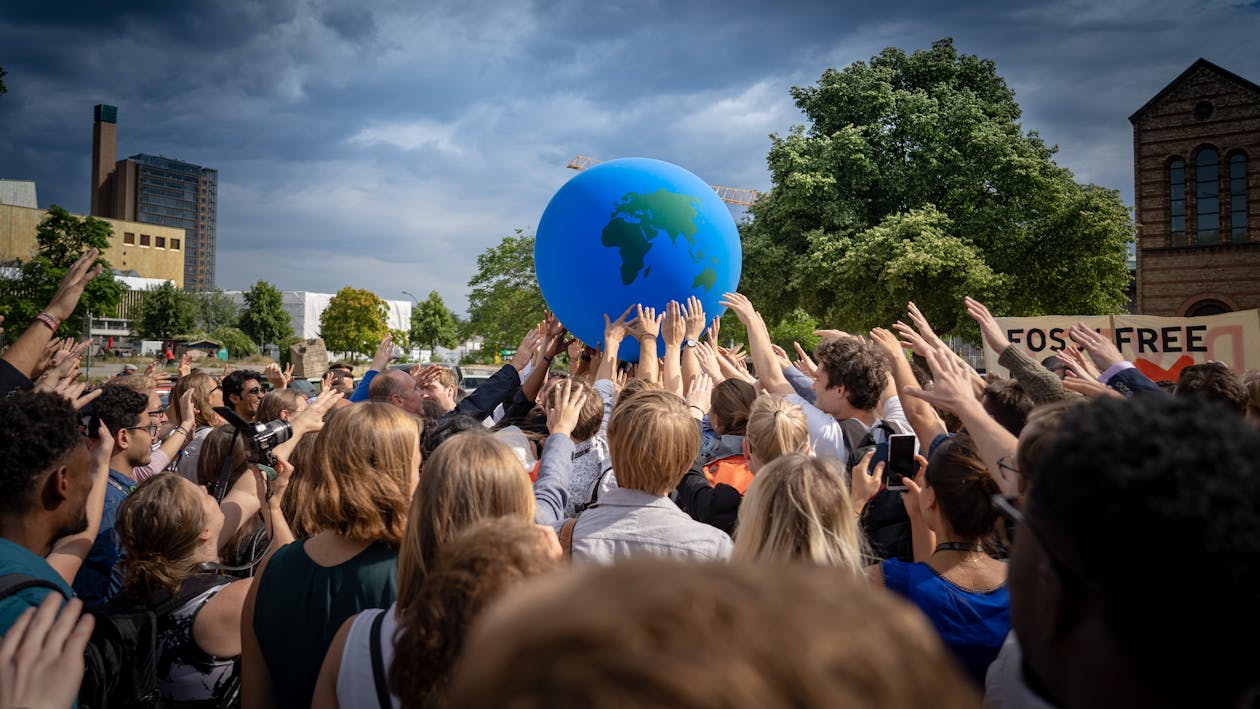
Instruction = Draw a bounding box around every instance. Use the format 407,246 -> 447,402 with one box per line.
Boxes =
115,427 -> 131,452
922,485 -> 938,512
43,464 -> 73,506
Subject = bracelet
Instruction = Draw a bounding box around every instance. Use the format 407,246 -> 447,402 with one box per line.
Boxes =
543,354 -> 553,363
35,312 -> 60,332
172,426 -> 189,438
688,405 -> 706,415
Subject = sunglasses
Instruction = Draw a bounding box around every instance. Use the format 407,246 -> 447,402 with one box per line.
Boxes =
245,386 -> 264,396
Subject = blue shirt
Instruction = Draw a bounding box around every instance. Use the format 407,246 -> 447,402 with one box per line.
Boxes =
0,537 -> 73,636
72,468 -> 135,609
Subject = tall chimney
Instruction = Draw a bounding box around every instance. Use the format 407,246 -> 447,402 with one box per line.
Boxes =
91,104 -> 117,217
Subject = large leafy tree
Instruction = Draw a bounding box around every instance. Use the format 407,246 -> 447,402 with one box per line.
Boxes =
410,290 -> 460,354
192,289 -> 240,332
320,286 -> 389,361
237,280 -> 293,350
741,38 -> 1132,336
466,230 -> 546,356
133,281 -> 196,340
2,206 -> 125,335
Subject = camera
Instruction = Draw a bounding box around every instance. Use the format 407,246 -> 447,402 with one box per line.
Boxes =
213,406 -> 292,467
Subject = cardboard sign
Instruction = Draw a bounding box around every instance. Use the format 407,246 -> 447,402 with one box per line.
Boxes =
982,310 -> 1260,381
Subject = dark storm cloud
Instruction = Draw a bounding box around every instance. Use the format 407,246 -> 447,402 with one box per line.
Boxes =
2,0 -> 1259,310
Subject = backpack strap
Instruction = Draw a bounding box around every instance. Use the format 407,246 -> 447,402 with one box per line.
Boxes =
369,609 -> 391,709
559,517 -> 579,561
0,574 -> 65,603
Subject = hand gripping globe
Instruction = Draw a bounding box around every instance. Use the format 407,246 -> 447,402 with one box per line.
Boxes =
535,158 -> 742,362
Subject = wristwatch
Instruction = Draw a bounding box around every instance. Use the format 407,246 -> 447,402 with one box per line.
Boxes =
683,338 -> 698,348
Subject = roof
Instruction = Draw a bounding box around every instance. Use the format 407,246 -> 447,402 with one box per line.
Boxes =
1130,58 -> 1260,124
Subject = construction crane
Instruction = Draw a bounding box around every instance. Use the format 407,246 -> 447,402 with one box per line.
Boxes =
566,155 -> 761,207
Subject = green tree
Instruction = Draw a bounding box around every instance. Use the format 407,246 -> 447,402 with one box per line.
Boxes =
768,308 -> 821,354
741,38 -> 1133,337
192,289 -> 240,332
2,205 -> 125,335
133,281 -> 197,340
237,280 -> 293,350
466,230 -> 546,357
410,290 -> 460,354
320,286 -> 389,361
211,326 -> 257,359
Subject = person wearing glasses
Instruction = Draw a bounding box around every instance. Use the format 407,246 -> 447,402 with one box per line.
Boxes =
223,370 -> 267,422
71,386 -> 154,609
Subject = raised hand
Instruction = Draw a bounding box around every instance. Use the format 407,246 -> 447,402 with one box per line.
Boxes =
868,327 -> 906,363
1057,343 -> 1101,380
1063,374 -> 1124,399
718,292 -> 758,325
693,341 -> 725,382
901,345 -> 981,415
849,450 -> 883,516
263,362 -> 290,390
0,594 -> 94,709
769,344 -> 793,371
791,341 -> 818,379
46,248 -> 105,320
813,328 -> 850,343
545,379 -> 587,438
178,351 -> 194,378
1068,323 -> 1125,372
370,333 -> 394,372
682,296 -> 706,341
627,304 -> 663,340
603,305 -> 636,346
661,300 -> 686,347
906,301 -> 947,351
891,321 -> 935,358
684,373 -> 714,417
963,296 -> 1012,356
288,388 -> 344,437
705,315 -> 721,345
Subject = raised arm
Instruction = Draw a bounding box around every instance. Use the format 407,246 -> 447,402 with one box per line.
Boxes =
719,292 -> 793,397
3,249 -> 103,381
626,304 -> 662,384
661,300 -> 685,396
680,296 -> 706,387
869,327 -> 945,446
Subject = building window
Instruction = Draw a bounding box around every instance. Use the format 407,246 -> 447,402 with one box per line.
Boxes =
171,238 -> 180,250
1195,148 -> 1220,245
1169,159 -> 1186,246
156,236 -> 166,248
1230,152 -> 1248,243
140,234 -> 151,246
124,232 -> 135,245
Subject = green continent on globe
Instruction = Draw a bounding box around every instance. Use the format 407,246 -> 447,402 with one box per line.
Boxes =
692,267 -> 717,291
600,188 -> 704,286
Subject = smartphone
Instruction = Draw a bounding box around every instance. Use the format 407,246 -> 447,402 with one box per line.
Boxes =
884,434 -> 916,491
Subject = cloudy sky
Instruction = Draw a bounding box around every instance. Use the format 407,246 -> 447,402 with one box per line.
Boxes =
2,0 -> 1258,314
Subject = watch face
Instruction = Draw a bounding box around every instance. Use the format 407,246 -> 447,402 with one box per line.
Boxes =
684,339 -> 698,348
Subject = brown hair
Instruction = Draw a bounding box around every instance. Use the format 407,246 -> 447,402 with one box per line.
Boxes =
814,338 -> 888,411
607,390 -> 698,495
196,424 -> 250,491
289,402 -> 419,546
115,474 -> 206,594
109,374 -> 157,394
170,372 -> 220,429
981,378 -> 1033,436
256,388 -> 304,424
615,377 -> 662,409
924,434 -> 1000,541
1015,400 -> 1084,493
733,454 -> 865,573
710,379 -> 756,436
1174,362 -> 1248,415
397,430 -> 534,608
389,518 -> 561,706
565,377 -> 605,443
744,395 -> 809,467
446,560 -> 980,709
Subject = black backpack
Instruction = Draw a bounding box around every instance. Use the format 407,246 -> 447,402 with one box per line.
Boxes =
838,419 -> 914,563
78,586 -> 186,709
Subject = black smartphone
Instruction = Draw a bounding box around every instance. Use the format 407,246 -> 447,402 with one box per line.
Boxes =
885,433 -> 916,491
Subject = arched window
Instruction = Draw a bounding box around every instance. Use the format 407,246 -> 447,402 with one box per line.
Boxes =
1195,148 -> 1220,245
1188,300 -> 1230,317
1169,159 -> 1186,246
1230,152 -> 1248,243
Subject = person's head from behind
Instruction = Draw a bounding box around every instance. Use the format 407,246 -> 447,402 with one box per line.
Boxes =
289,403 -> 421,547
94,385 -> 154,469
607,389 -> 698,495
918,433 -> 1000,543
614,377 -> 662,410
1174,361 -> 1247,416
390,517 -> 562,707
256,388 -> 306,425
327,369 -> 354,397
169,372 -> 223,429
421,413 -> 483,463
196,424 -> 250,496
369,369 -> 426,416
709,378 -> 756,436
115,473 -> 223,594
399,430 -> 534,605
1039,355 -> 1068,380
446,560 -> 980,709
0,392 -> 92,551
981,378 -> 1033,436
812,337 -> 888,418
1014,396 -> 1260,708
559,377 -> 603,443
221,369 -> 265,420
742,395 -> 810,472
1013,399 -> 1084,495
733,454 -> 864,574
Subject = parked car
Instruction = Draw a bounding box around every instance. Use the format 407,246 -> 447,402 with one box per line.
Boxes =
456,365 -> 499,393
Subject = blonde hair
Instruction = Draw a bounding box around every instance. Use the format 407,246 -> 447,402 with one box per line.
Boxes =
169,372 -> 220,428
745,395 -> 810,468
733,454 -> 866,574
397,430 -> 534,609
289,402 -> 420,546
115,474 -> 206,594
607,389 -> 699,495
256,388 -> 304,423
110,374 -> 157,394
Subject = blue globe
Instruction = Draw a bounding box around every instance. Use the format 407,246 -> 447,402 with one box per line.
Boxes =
536,158 -> 742,362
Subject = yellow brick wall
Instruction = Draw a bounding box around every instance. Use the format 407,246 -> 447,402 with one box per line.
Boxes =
0,204 -> 185,287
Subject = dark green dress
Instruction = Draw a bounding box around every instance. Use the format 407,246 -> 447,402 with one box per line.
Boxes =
253,539 -> 398,709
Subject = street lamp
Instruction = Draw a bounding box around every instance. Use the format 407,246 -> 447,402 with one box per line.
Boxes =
401,290 -> 418,304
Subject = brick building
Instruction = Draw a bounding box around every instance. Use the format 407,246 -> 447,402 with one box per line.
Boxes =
1131,59 -> 1259,316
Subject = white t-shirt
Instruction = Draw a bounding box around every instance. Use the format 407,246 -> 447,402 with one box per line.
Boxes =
337,605 -> 401,709
782,394 -> 916,462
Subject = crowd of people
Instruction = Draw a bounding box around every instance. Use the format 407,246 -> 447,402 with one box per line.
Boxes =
1,248 -> 1258,708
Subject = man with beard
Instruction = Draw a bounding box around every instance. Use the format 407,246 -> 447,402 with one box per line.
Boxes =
0,391 -> 97,634
70,386 -> 152,609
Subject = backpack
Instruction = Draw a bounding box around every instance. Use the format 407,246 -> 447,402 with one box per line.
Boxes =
838,419 -> 914,563
702,454 -> 755,495
78,587 -> 186,709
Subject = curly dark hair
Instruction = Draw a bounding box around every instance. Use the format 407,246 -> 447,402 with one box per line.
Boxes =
1174,362 -> 1247,416
422,414 -> 483,462
92,385 -> 149,434
1026,394 -> 1260,707
389,517 -> 561,706
220,369 -> 262,404
814,338 -> 888,412
0,391 -> 83,516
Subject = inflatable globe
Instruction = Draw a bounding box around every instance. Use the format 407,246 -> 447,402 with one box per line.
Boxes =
535,158 -> 742,362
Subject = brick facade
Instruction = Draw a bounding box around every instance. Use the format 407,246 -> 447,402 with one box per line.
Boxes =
1131,59 -> 1260,316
